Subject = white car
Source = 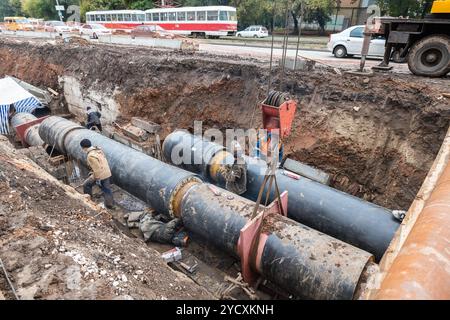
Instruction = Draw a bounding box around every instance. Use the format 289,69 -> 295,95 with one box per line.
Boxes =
79,24 -> 112,39
44,21 -> 71,33
327,25 -> 385,58
236,25 -> 269,38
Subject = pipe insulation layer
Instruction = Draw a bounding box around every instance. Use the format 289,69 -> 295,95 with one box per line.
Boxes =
39,117 -> 374,300
162,130 -> 247,194
162,131 -> 400,262
11,112 -> 44,147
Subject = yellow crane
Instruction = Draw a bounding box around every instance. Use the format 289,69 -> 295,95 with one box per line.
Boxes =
431,0 -> 450,14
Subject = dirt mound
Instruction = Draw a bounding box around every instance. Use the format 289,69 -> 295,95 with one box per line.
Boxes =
0,38 -> 448,210
0,137 -> 211,300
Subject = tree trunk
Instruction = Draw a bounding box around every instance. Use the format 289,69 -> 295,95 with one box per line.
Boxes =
291,11 -> 299,35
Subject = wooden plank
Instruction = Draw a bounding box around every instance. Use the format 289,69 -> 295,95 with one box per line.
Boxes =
131,117 -> 161,134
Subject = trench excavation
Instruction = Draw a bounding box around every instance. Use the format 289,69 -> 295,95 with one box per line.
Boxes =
1,38 -> 449,300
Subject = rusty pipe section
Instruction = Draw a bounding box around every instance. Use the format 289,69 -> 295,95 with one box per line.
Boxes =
39,116 -> 374,300
11,113 -> 45,147
376,160 -> 450,300
162,131 -> 399,262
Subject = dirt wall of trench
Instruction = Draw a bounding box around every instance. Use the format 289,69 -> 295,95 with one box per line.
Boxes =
1,38 -> 449,210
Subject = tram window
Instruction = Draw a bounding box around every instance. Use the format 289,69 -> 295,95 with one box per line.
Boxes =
228,11 -> 237,21
86,15 -> 91,22
152,13 -> 160,21
161,13 -> 168,21
131,14 -> 136,22
197,11 -> 206,21
168,12 -> 176,21
111,14 -> 117,21
187,11 -> 195,21
123,14 -> 130,21
116,14 -> 122,21
100,14 -> 106,22
146,13 -> 152,21
177,12 -> 186,21
219,11 -> 228,21
207,11 -> 218,21
138,14 -> 145,22
106,14 -> 111,22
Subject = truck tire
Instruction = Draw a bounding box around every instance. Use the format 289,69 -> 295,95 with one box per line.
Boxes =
407,35 -> 450,77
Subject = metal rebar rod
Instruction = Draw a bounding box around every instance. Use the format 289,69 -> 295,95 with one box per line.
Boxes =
293,1 -> 304,70
0,258 -> 19,300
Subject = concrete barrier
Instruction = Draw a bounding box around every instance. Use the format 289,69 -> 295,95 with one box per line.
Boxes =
0,30 -> 191,50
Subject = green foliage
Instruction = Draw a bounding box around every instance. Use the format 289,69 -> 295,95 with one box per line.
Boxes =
0,0 -> 344,33
15,0 -> 79,20
376,0 -> 430,17
127,0 -> 154,10
0,0 -> 24,20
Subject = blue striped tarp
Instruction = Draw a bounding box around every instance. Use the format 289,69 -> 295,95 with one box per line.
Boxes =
0,97 -> 42,135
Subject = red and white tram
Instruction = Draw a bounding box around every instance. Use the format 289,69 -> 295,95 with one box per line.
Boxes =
85,6 -> 237,38
145,6 -> 237,37
86,10 -> 145,30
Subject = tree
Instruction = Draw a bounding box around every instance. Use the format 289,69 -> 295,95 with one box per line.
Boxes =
0,0 -> 24,20
22,0 -> 79,20
376,0 -> 429,18
291,0 -> 336,35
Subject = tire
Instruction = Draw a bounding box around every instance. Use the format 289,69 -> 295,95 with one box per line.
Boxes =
237,33 -> 242,37
93,32 -> 98,39
392,50 -> 407,64
407,35 -> 450,77
334,45 -> 347,58
253,35 -> 258,38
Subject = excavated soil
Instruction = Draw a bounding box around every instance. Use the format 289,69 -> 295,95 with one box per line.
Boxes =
0,38 -> 449,210
0,136 -> 212,300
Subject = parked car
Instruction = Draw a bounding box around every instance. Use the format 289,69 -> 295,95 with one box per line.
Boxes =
327,25 -> 386,59
130,25 -> 176,39
236,25 -> 269,38
66,21 -> 81,32
79,24 -> 112,39
44,21 -> 71,33
4,17 -> 35,31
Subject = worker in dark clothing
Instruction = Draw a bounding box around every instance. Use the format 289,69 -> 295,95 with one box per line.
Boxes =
139,214 -> 189,247
8,103 -> 16,120
80,139 -> 115,209
86,107 -> 102,132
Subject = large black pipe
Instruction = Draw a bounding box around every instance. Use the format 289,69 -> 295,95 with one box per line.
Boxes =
38,116 -> 201,215
162,131 -> 400,261
180,183 -> 374,300
38,116 -> 375,300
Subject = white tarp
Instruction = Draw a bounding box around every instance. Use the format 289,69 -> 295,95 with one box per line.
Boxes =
0,77 -> 37,105
0,77 -> 42,134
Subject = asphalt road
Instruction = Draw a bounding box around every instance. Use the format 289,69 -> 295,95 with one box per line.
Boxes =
0,30 -> 410,73
199,43 -> 410,73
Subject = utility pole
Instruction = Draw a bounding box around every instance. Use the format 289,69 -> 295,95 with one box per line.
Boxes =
55,0 -> 64,22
